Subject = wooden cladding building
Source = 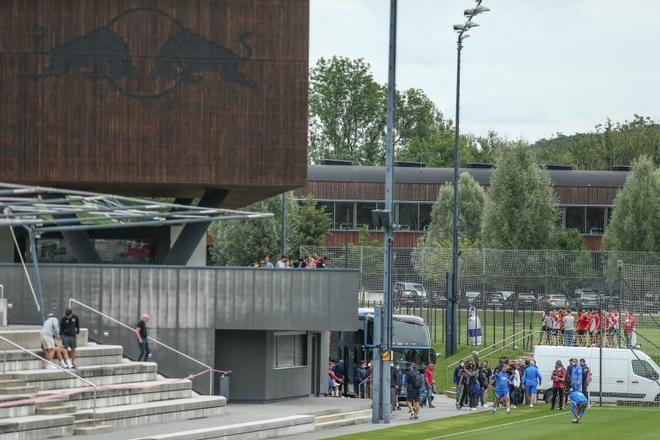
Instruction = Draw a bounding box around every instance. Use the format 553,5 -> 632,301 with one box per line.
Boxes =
0,0 -> 309,208
294,165 -> 629,250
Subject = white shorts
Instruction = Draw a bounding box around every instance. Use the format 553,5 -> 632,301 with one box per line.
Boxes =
41,334 -> 56,350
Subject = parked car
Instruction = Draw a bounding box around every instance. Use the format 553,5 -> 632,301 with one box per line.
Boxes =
464,291 -> 481,306
394,282 -> 428,305
575,288 -> 599,309
518,292 -> 540,306
545,294 -> 568,309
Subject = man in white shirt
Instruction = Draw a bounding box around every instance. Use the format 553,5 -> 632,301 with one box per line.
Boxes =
41,313 -> 70,368
563,310 -> 575,347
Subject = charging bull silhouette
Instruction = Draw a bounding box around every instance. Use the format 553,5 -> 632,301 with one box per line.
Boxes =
34,27 -> 138,82
149,30 -> 256,89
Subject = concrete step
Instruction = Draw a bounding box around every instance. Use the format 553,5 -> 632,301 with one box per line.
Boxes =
131,415 -> 315,440
0,385 -> 39,395
0,414 -> 74,439
0,379 -> 27,387
39,379 -> 193,410
75,396 -> 227,430
0,404 -> 35,418
35,404 -> 76,415
73,423 -> 114,435
314,409 -> 372,430
0,327 -> 88,350
2,362 -> 158,390
445,390 -> 457,398
0,344 -> 124,372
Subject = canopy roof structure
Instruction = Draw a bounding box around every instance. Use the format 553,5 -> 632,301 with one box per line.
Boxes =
0,182 -> 271,234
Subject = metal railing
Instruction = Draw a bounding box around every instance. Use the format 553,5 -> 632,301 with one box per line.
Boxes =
445,328 -> 532,387
69,299 -> 214,395
0,335 -> 97,424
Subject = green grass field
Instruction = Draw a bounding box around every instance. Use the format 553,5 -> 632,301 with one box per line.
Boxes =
332,406 -> 660,440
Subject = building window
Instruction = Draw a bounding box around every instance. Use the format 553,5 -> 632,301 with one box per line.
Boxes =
632,360 -> 659,380
335,202 -> 354,230
356,202 -> 384,230
419,204 -> 432,231
586,207 -> 605,235
565,207 -> 586,233
274,333 -> 307,368
397,203 -> 418,231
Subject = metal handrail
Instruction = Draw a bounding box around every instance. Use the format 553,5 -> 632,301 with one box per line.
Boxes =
445,329 -> 532,387
0,335 -> 97,424
69,299 -> 214,395
358,376 -> 371,398
446,329 -> 529,385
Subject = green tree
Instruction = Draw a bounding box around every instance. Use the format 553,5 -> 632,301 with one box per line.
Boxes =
424,172 -> 486,245
482,142 -> 558,249
603,156 -> 660,251
549,229 -> 585,251
309,57 -> 386,165
210,194 -> 332,265
287,197 -> 332,259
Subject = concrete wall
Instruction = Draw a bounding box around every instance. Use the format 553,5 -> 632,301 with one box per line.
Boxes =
169,226 -> 207,266
0,228 -> 13,263
0,264 -> 359,396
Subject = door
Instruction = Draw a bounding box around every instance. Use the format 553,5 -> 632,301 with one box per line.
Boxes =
310,333 -> 321,396
629,358 -> 660,402
599,358 -> 628,402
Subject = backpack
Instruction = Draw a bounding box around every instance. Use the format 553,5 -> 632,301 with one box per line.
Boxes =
412,371 -> 423,389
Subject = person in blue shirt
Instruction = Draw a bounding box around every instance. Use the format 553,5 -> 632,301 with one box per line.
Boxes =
521,360 -> 542,408
568,390 -> 588,423
571,360 -> 583,393
491,363 -> 512,416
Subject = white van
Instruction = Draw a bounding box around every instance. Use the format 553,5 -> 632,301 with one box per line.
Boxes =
533,345 -> 660,404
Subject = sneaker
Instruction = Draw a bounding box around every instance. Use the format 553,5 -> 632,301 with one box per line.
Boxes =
45,363 -> 57,369
60,361 -> 67,368
491,408 -> 496,414
506,409 -> 511,416
428,404 -> 436,408
409,413 -> 414,420
413,415 -> 419,420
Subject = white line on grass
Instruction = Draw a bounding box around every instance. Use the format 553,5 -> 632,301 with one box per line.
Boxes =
423,412 -> 565,440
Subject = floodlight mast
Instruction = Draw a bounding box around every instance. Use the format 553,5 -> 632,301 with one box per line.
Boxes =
447,0 -> 490,357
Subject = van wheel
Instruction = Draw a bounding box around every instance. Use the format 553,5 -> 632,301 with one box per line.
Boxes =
544,390 -> 552,404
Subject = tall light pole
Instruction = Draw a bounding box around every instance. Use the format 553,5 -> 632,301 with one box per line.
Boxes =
447,1 -> 489,357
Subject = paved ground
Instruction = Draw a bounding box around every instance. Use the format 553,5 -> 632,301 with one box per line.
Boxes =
281,395 -> 476,440
75,396 -> 373,439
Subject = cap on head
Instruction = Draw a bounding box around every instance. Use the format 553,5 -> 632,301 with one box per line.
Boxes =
47,312 -> 55,318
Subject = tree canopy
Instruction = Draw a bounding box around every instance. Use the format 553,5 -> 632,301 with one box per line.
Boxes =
481,143 -> 558,249
603,156 -> 660,252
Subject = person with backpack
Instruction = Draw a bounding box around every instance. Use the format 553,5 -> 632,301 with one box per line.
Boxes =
579,359 -> 591,402
521,359 -> 542,408
406,363 -> 423,420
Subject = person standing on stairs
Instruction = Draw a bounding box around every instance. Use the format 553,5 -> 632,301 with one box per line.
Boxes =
135,314 -> 151,362
41,312 -> 70,369
60,308 -> 80,368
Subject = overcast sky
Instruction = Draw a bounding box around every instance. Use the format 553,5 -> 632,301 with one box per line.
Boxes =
309,0 -> 660,143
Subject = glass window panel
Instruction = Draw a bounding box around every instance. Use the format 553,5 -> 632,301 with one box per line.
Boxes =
586,207 -> 605,235
397,203 -> 418,231
335,202 -> 354,230
565,207 -> 586,233
293,334 -> 306,366
274,335 -> 294,368
419,204 -> 432,231
632,360 -> 659,380
356,202 -> 384,230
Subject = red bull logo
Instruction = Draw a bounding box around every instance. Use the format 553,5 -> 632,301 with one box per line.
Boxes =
34,7 -> 256,99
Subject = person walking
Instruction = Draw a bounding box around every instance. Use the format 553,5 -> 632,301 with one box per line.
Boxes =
60,308 -> 80,369
550,360 -> 566,410
406,363 -> 422,420
333,359 -> 347,397
135,314 -> 151,361
491,363 -> 512,416
522,360 -> 542,408
424,362 -> 436,408
391,362 -> 402,410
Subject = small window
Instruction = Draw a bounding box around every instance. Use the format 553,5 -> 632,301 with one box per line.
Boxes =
335,202 -> 354,230
586,207 -> 605,235
565,207 -> 586,233
397,203 -> 418,231
632,360 -> 659,380
419,204 -> 432,230
274,333 -> 307,368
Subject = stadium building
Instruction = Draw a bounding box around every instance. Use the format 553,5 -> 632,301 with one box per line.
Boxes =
294,162 -> 630,251
0,0 -> 360,406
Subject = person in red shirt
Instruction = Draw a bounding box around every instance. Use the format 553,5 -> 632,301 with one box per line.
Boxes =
551,360 -> 567,410
424,362 -> 436,408
607,309 -> 619,347
589,310 -> 600,346
623,311 -> 637,346
576,310 -> 590,347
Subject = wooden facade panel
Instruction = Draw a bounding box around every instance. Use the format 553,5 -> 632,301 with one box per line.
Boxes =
322,231 -> 424,248
297,180 -> 619,206
0,0 -> 309,207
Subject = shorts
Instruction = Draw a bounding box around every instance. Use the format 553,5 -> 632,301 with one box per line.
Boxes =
608,328 -> 618,336
61,335 -> 77,350
525,384 -> 538,395
40,334 -> 56,350
495,389 -> 509,400
577,329 -> 587,335
552,329 -> 560,336
407,390 -> 420,402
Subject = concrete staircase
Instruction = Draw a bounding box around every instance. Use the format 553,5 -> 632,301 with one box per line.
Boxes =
0,326 -> 226,439
314,408 -> 372,430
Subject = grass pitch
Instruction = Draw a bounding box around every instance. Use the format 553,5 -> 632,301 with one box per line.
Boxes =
332,406 -> 660,440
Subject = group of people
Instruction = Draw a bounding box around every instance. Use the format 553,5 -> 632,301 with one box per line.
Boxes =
550,358 -> 592,423
40,309 -> 81,369
393,361 -> 436,420
39,308 -> 152,368
251,255 -> 328,269
540,308 -> 637,347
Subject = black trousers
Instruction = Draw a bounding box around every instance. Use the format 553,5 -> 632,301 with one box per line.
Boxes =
551,387 -> 564,409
